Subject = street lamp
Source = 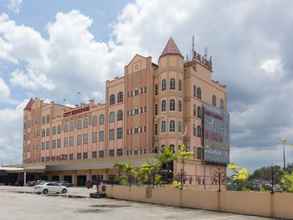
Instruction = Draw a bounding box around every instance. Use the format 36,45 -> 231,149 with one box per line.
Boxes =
280,138 -> 293,170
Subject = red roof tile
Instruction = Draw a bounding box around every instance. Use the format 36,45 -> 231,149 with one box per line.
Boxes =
160,37 -> 183,58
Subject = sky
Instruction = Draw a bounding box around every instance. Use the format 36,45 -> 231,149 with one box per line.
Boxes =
0,0 -> 293,171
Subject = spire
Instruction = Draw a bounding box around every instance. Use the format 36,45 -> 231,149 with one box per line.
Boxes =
24,98 -> 34,111
160,37 -> 183,59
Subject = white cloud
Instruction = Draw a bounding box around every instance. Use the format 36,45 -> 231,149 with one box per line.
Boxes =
10,68 -> 55,91
7,0 -> 23,14
260,58 -> 283,80
0,77 -> 10,99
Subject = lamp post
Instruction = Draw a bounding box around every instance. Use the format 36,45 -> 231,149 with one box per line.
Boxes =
281,139 -> 287,170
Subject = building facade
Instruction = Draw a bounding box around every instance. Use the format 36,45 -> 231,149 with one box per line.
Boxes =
23,38 -> 229,187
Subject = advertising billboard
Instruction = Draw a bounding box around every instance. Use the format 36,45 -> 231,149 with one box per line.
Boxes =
203,104 -> 230,164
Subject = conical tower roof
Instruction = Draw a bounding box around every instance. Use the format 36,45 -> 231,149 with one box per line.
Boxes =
160,37 -> 183,59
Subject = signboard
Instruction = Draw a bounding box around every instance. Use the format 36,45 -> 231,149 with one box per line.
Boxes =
203,104 -> 230,164
63,106 -> 90,117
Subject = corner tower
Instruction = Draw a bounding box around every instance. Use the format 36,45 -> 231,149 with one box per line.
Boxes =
154,38 -> 184,153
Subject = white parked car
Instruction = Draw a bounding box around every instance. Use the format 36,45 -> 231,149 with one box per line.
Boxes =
34,182 -> 68,194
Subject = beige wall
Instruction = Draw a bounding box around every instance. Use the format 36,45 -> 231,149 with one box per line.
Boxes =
106,185 -> 293,219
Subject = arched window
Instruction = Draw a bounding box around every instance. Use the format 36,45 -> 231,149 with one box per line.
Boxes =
161,100 -> 166,112
212,95 -> 217,106
197,126 -> 202,137
169,99 -> 175,111
169,120 -> 175,132
161,120 -> 166,132
193,104 -> 197,116
197,106 -> 202,118
170,144 -> 175,153
99,114 -> 105,125
170,78 -> 176,89
178,100 -> 182,112
117,92 -> 123,103
154,104 -> 158,115
161,79 -> 166,91
197,87 -> 202,99
193,85 -> 196,97
91,115 -> 97,126
193,124 -> 196,136
178,80 -> 182,91
177,121 -> 182,132
117,110 -> 123,121
154,84 -> 158,95
220,98 -> 224,109
109,94 -> 115,105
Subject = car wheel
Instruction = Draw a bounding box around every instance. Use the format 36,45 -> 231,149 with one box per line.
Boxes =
62,188 -> 67,194
43,189 -> 48,194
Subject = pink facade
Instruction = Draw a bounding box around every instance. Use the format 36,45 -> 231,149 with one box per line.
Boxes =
23,38 -> 228,185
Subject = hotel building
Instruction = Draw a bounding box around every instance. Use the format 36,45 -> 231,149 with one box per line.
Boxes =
23,38 -> 229,188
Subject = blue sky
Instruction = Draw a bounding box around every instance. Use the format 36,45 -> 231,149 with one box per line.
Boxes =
1,0 -> 293,171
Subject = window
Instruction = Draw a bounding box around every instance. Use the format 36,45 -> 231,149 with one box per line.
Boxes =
57,139 -> 61,148
92,132 -> 97,143
160,145 -> 165,153
92,151 -> 97,159
169,120 -> 175,132
161,79 -> 166,91
197,106 -> 202,118
64,137 -> 69,147
117,92 -> 123,103
109,129 -> 115,140
70,120 -> 74,131
110,94 -> 116,105
140,87 -> 144,94
42,116 -> 46,124
99,131 -> 104,142
170,99 -> 175,111
212,95 -> 217,106
52,140 -> 57,148
154,84 -> 158,95
77,153 -> 82,160
46,115 -> 50,123
77,119 -> 82,129
91,115 -> 97,126
83,117 -> 89,128
83,152 -> 88,160
46,128 -> 50,136
99,150 -> 104,158
57,125 -> 61,134
170,144 -> 175,153
135,89 -> 139,96
109,149 -> 115,157
193,104 -> 197,116
109,112 -> 115,123
197,87 -> 202,99
46,141 -> 50,148
83,133 -> 88,144
117,149 -> 123,156
197,126 -> 202,137
69,136 -> 74,146
117,128 -> 123,139
154,123 -> 158,135
64,121 -> 69,132
193,85 -> 197,97
117,110 -> 123,121
161,100 -> 166,112
52,126 -> 56,135
179,80 -> 182,91
161,121 -> 166,132
69,154 -> 74,160
77,135 -> 82,145
178,121 -> 182,132
170,78 -> 176,89
220,99 -> 224,109
193,124 -> 196,136
41,142 -> 45,149
178,100 -> 182,112
99,114 -> 105,125
155,104 -> 158,115
42,129 -> 45,137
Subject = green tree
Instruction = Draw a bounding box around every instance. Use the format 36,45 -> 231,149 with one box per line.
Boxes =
280,171 -> 293,192
227,163 -> 250,191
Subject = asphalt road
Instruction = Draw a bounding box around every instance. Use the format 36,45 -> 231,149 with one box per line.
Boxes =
0,188 -> 273,220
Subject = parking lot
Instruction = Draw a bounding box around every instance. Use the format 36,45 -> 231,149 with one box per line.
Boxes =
0,186 -> 273,220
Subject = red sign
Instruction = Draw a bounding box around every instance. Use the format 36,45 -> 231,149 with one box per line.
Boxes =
63,106 -> 90,117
